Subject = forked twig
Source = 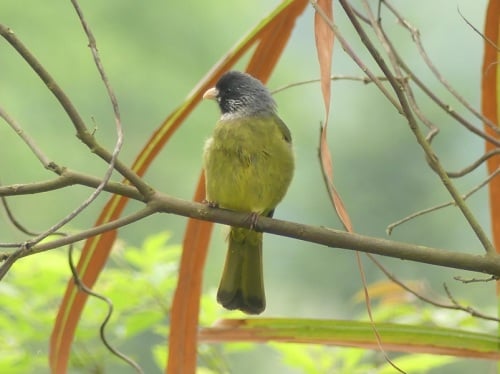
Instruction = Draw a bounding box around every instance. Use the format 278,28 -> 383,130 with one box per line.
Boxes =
443,283 -> 500,322
368,253 -> 500,323
382,0 -> 500,136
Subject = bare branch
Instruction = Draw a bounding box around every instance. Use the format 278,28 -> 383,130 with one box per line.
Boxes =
335,0 -> 495,254
0,4 -> 148,255
356,252 -> 406,373
457,6 -> 500,53
368,253 -> 500,323
0,181 -> 39,237
359,3 -> 500,147
0,206 -> 155,280
393,50 -> 500,147
382,0 -> 500,136
443,283 -> 500,322
447,149 -> 500,178
309,0 -> 404,113
0,106 -> 59,171
11,0 -> 129,249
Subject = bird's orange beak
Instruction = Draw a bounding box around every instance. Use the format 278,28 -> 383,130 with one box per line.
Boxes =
203,87 -> 218,100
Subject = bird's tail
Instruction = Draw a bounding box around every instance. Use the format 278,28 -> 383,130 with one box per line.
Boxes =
216,227 -> 265,314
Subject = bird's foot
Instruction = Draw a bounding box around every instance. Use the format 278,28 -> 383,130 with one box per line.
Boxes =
248,212 -> 260,230
202,199 -> 219,208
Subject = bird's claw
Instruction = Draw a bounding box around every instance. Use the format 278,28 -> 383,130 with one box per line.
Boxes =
202,199 -> 219,208
248,212 -> 259,230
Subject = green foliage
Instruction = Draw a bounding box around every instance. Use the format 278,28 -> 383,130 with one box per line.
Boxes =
0,247 -> 67,373
0,232 -> 493,373
0,232 -> 181,373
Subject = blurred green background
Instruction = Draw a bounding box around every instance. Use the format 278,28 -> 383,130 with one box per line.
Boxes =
0,0 -> 495,372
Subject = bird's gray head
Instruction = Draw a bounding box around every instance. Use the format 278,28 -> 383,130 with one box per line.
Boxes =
208,71 -> 276,117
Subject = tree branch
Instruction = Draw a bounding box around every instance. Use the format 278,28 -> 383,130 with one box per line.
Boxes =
0,23 -> 152,198
0,169 -> 143,201
2,192 -> 499,277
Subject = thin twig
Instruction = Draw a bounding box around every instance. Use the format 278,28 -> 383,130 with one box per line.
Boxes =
356,253 -> 406,374
447,149 -> 500,178
360,0 -> 440,138
457,6 -> 500,53
458,6 -> 500,81
368,254 -> 450,309
0,206 -> 155,280
271,74 -> 396,94
0,180 -> 39,237
443,283 -> 500,322
369,3 -> 500,147
68,243 -> 144,373
368,253 -> 500,323
0,107 -> 59,171
394,50 -> 500,147
346,1 -> 499,183
382,0 -> 500,136
309,0 -> 404,114
0,169 -> 144,201
387,167 -> 500,235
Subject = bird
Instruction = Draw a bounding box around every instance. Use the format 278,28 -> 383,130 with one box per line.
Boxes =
202,71 -> 294,314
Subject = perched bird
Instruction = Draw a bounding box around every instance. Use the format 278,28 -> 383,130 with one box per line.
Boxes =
202,71 -> 294,314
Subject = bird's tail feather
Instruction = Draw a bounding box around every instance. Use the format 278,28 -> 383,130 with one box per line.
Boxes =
216,227 -> 265,314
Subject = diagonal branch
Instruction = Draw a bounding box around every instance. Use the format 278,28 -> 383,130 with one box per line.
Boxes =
0,106 -> 59,171
0,23 -> 151,197
387,167 -> 500,235
383,0 -> 500,136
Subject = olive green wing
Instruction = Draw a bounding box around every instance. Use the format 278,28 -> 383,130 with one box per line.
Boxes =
273,115 -> 292,143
